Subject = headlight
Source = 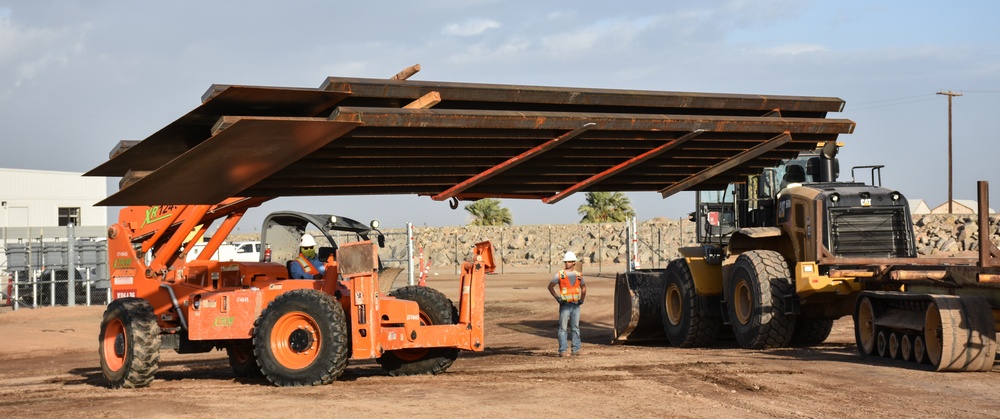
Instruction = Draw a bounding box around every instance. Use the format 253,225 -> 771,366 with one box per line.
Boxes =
329,215 -> 338,224
890,191 -> 901,201
830,193 -> 840,203
370,220 -> 380,229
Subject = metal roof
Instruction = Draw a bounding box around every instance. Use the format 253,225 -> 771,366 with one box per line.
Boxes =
87,74 -> 855,206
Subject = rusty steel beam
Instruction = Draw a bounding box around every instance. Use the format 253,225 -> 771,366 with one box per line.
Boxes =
329,107 -> 856,134
99,117 -> 361,206
88,86 -> 352,177
658,132 -> 793,198
432,123 -> 596,201
543,129 -> 705,204
320,77 -> 847,113
977,181 -> 1000,268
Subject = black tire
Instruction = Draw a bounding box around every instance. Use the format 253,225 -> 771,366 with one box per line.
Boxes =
790,318 -> 834,346
227,344 -> 263,378
252,289 -> 349,386
660,259 -> 721,347
725,250 -> 796,349
99,298 -> 161,388
377,285 -> 459,376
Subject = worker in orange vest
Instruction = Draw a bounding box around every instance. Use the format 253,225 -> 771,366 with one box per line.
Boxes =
290,234 -> 326,279
547,251 -> 587,357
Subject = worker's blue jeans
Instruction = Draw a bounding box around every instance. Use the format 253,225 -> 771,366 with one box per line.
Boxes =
558,302 -> 581,354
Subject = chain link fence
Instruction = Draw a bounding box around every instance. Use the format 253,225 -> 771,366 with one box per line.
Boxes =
2,225 -> 109,311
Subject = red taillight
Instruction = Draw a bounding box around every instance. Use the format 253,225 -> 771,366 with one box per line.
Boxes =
264,245 -> 272,263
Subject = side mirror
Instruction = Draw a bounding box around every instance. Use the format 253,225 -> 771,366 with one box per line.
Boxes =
377,234 -> 386,248
688,211 -> 696,222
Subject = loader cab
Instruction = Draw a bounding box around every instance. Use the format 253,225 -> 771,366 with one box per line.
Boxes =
692,145 -> 842,247
259,211 -> 385,275
693,186 -> 739,245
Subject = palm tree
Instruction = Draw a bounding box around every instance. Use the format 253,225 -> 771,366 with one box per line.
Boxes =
578,192 -> 636,223
465,198 -> 513,226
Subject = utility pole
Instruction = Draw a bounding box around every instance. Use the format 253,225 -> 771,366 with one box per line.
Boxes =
937,90 -> 962,214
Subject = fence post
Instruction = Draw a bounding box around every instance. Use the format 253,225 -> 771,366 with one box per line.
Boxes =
548,225 -> 552,274
406,222 -> 414,286
13,271 -> 19,311
67,223 -> 76,307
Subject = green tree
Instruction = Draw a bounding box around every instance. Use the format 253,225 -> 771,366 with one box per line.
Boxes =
465,198 -> 513,226
578,192 -> 636,223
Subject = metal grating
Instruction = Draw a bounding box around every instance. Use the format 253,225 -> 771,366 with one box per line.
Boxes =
828,208 -> 914,258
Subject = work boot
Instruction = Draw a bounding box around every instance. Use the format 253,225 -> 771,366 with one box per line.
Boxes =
571,351 -> 581,357
558,352 -> 566,358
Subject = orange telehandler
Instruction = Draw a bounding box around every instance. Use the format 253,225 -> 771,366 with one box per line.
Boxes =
99,196 -> 493,387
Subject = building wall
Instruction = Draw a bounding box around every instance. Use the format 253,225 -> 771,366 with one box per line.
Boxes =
1,168 -> 108,272
1,168 -> 107,230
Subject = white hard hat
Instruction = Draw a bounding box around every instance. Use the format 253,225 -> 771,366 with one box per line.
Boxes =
562,251 -> 577,262
300,234 -> 317,247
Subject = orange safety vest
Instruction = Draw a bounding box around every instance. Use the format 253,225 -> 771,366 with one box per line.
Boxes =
558,270 -> 582,303
294,254 -> 321,278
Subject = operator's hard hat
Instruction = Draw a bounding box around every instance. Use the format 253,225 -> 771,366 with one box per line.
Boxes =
300,234 -> 317,247
562,251 -> 577,262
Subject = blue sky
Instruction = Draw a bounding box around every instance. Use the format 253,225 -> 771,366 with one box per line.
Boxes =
1,1 -> 998,230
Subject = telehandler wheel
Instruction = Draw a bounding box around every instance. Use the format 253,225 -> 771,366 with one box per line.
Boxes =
724,250 -> 795,349
253,289 -> 348,386
227,344 -> 263,378
660,259 -> 721,347
378,285 -> 459,376
790,318 -> 834,346
99,298 -> 161,389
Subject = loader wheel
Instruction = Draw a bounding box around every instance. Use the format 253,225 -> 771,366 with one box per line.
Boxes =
377,285 -> 459,376
790,317 -> 834,346
253,289 -> 348,386
725,250 -> 795,349
660,259 -> 721,347
99,298 -> 161,389
854,296 -> 876,356
227,344 -> 263,378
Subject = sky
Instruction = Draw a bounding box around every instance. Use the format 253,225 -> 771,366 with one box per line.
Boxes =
1,1 -> 999,232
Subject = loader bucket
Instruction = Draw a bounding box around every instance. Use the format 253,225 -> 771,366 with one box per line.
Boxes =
612,270 -> 668,344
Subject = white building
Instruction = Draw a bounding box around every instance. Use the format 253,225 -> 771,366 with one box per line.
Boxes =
1,168 -> 108,268
930,199 -> 996,215
908,199 -> 931,216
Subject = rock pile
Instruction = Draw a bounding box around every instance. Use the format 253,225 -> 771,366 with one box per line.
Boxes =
385,214 -> 1000,269
234,214 -> 1000,270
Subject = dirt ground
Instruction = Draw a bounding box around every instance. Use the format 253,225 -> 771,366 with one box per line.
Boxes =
2,271 -> 1000,418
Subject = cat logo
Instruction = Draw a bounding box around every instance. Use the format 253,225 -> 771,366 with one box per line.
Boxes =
861,198 -> 872,207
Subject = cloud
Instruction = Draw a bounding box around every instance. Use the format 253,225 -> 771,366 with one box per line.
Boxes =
540,16 -> 659,58
447,37 -> 531,63
443,18 -> 501,36
0,11 -> 89,91
760,43 -> 828,55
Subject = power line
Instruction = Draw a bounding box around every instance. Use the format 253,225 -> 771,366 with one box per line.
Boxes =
850,93 -> 937,106
846,96 -> 939,112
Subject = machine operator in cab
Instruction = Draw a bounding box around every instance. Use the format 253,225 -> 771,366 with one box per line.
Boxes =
290,234 -> 326,279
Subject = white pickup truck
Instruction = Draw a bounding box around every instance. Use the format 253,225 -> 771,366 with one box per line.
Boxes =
186,241 -> 261,262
